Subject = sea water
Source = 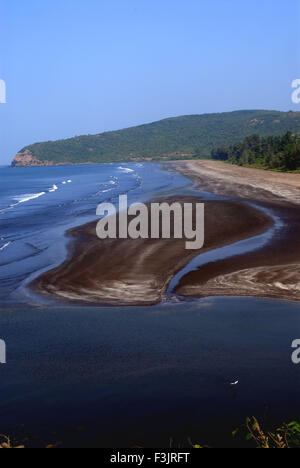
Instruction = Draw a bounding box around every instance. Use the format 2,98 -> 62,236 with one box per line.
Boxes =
0,163 -> 191,306
0,163 -> 299,447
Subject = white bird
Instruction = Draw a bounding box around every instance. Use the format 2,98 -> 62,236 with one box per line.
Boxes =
230,381 -> 239,386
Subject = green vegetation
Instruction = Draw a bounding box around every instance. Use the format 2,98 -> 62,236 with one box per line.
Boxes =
15,110 -> 300,165
211,131 -> 300,171
242,418 -> 300,449
3,418 -> 300,448
0,435 -> 24,449
192,418 -> 300,449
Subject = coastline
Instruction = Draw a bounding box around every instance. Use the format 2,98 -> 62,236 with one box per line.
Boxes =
32,195 -> 271,306
32,159 -> 300,305
172,160 -> 300,302
172,160 -> 300,206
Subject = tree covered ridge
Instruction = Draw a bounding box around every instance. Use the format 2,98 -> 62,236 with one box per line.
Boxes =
14,110 -> 300,165
211,132 -> 300,171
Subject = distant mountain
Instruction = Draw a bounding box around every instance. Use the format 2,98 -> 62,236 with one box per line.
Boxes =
12,110 -> 300,167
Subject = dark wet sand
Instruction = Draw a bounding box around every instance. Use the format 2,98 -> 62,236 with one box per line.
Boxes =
32,196 -> 271,306
173,161 -> 300,301
34,160 -> 300,305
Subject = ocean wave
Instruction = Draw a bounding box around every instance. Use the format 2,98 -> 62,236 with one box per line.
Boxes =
102,188 -> 114,193
0,186 -> 56,215
0,242 -> 11,252
12,192 -> 46,204
117,167 -> 135,174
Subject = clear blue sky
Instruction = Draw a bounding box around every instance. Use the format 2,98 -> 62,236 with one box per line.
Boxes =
0,0 -> 299,164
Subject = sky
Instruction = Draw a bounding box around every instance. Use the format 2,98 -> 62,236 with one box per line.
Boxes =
0,0 -> 300,165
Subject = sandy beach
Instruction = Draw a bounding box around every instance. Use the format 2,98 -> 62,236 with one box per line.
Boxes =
173,160 -> 300,206
173,160 -> 300,301
33,160 -> 300,304
32,195 -> 271,306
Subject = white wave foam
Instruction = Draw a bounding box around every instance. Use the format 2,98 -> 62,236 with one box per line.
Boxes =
67,180 -> 72,183
118,167 -> 135,174
13,192 -> 46,204
0,187 -> 51,215
0,242 -> 11,251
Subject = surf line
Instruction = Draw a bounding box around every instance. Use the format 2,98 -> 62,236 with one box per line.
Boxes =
0,242 -> 11,251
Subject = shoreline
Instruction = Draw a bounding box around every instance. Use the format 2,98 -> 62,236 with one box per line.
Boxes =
172,160 -> 300,302
171,160 -> 300,206
32,195 -> 272,306
32,159 -> 300,305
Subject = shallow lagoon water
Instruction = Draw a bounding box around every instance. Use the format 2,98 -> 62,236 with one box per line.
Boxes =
167,201 -> 283,298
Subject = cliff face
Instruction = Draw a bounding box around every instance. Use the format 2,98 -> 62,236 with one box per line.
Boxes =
11,150 -> 52,167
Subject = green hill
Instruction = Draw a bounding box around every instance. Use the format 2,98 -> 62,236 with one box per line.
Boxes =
12,110 -> 300,166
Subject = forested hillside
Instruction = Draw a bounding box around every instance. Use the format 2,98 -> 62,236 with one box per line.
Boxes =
12,110 -> 300,166
211,132 -> 300,171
